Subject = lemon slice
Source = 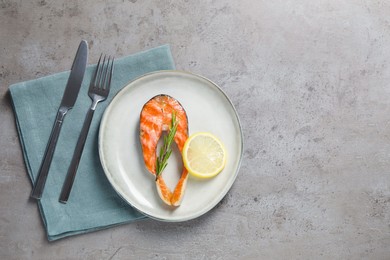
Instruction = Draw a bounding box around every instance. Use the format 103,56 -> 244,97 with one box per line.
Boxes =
182,132 -> 227,178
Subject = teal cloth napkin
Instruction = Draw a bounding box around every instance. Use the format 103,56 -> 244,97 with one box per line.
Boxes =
9,45 -> 175,241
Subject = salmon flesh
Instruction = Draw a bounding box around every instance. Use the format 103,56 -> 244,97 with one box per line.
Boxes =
140,94 -> 189,206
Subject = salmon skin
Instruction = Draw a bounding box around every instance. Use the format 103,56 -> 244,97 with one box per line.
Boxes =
140,94 -> 189,206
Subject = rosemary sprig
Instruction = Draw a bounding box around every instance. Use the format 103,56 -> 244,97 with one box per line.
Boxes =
155,112 -> 178,180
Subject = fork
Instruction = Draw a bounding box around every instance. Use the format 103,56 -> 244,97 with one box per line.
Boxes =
59,54 -> 114,203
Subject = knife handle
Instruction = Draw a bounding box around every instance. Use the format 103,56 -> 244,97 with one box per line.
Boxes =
31,108 -> 68,199
59,107 -> 95,203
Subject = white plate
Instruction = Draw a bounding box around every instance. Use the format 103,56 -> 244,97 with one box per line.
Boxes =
99,70 -> 243,221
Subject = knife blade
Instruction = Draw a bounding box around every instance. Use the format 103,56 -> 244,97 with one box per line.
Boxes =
31,40 -> 88,199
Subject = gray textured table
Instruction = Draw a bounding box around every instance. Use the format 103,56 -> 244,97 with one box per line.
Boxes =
1,1 -> 389,259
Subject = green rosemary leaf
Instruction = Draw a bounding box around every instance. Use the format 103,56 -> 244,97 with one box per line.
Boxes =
155,112 -> 178,180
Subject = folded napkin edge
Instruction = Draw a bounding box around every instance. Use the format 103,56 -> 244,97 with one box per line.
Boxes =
46,214 -> 147,242
8,88 -> 36,186
8,44 -> 174,92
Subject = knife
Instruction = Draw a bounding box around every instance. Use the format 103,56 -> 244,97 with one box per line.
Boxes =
31,40 -> 88,200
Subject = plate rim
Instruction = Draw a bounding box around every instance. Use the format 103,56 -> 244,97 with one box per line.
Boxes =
98,69 -> 244,222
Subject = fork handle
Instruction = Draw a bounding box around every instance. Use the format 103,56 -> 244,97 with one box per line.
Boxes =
31,108 -> 68,199
59,107 -> 95,203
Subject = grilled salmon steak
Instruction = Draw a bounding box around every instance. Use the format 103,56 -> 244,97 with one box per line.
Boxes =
140,95 -> 189,206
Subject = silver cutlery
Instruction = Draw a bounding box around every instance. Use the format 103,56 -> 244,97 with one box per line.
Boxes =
31,40 -> 88,200
59,55 -> 114,203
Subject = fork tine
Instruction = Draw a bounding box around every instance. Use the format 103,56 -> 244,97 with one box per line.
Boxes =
108,57 -> 114,89
91,54 -> 102,88
101,56 -> 110,90
89,54 -> 113,94
96,55 -> 107,89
